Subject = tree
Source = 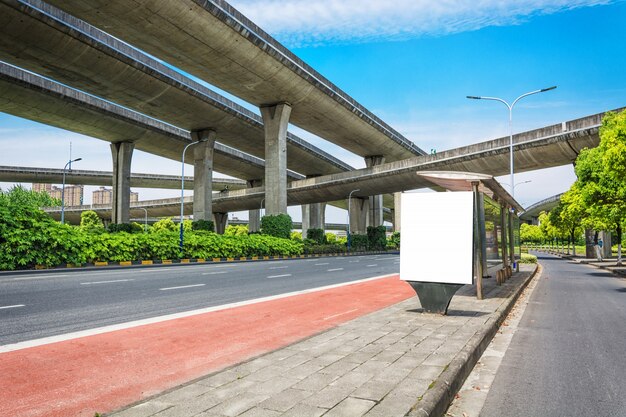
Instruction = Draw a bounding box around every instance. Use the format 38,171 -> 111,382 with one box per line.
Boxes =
80,210 -> 104,232
520,223 -> 542,244
574,110 -> 626,265
557,185 -> 586,256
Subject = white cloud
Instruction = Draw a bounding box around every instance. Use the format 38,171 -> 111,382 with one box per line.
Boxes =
229,0 -> 613,46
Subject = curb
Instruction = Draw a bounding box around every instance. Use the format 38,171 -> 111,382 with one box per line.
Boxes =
407,264 -> 540,417
0,251 -> 400,276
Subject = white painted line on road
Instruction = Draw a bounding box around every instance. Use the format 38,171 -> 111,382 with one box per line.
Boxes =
366,265 -> 378,267
0,273 -> 398,353
327,268 -> 344,272
314,263 -> 329,266
202,271 -> 228,275
266,274 -> 292,279
269,266 -> 288,270
0,304 -> 25,310
323,308 -> 358,321
159,284 -> 205,291
12,274 -> 70,281
213,264 -> 239,268
80,279 -> 134,285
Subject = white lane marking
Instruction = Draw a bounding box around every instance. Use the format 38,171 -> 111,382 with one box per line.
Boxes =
324,308 -> 358,321
0,304 -> 25,310
0,273 -> 397,353
80,279 -> 133,285
327,268 -> 344,272
202,271 -> 228,275
266,274 -> 292,279
12,274 -> 70,281
314,263 -> 329,266
159,284 -> 205,291
305,258 -> 321,262
269,266 -> 288,270
213,264 -> 239,268
366,264 -> 378,267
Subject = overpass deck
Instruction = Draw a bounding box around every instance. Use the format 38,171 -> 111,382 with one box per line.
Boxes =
0,0 -> 352,177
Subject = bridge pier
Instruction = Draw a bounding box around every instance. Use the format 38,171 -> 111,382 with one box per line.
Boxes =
213,212 -> 228,234
247,179 -> 262,233
260,102 -> 291,216
349,197 -> 368,235
110,141 -> 134,224
302,202 -> 326,238
365,155 -> 385,227
392,192 -> 401,232
191,129 -> 217,221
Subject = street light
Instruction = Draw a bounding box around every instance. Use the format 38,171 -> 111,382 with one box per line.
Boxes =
140,207 -> 148,233
180,138 -> 208,253
467,86 -> 556,200
60,157 -> 82,224
347,189 -> 360,251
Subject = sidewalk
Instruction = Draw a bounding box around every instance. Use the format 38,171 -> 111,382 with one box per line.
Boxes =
109,265 -> 537,417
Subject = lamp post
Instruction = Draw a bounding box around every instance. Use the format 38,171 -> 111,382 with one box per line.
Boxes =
60,157 -> 82,224
140,207 -> 148,233
347,189 -> 360,251
467,86 -> 556,201
180,138 -> 207,253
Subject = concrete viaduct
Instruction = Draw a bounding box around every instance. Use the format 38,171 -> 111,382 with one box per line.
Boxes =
0,0 -> 623,234
0,0 -> 419,233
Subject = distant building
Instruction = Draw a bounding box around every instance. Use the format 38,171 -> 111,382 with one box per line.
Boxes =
93,186 -> 138,205
33,183 -> 84,206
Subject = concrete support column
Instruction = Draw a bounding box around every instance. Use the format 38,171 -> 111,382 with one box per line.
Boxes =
191,130 -> 217,221
364,156 -> 386,227
213,212 -> 228,234
392,192 -> 402,232
110,141 -> 134,224
247,179 -> 262,233
301,204 -> 310,239
349,197 -> 368,235
260,102 -> 291,215
301,202 -> 326,239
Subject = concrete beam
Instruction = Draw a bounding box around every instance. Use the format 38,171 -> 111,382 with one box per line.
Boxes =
0,62 -> 304,182
43,0 -> 426,160
110,141 -> 134,224
261,103 -> 291,215
0,2 -> 353,177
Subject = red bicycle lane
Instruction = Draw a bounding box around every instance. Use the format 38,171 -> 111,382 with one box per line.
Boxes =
0,274 -> 413,417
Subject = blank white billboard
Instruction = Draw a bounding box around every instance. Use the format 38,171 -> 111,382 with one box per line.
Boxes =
400,191 -> 474,285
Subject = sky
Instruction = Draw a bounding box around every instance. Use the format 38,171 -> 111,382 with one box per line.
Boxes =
1,0 -> 625,223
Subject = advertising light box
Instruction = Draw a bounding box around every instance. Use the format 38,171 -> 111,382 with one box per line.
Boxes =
400,191 -> 474,285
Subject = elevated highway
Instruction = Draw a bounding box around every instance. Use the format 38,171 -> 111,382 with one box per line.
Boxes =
48,109 -> 612,224
0,61 -> 304,182
0,0 -> 352,177
42,0 -> 426,160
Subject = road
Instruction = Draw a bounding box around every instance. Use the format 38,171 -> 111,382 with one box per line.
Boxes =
480,253 -> 626,417
0,254 -> 399,345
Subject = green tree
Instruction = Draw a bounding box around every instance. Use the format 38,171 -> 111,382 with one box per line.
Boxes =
151,217 -> 178,233
520,223 -> 542,244
80,210 -> 104,232
574,110 -> 626,264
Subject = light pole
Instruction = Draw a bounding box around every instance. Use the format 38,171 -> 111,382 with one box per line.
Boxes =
140,207 -> 148,232
61,157 -> 82,224
180,138 -> 207,253
347,189 -> 360,251
467,86 -> 556,201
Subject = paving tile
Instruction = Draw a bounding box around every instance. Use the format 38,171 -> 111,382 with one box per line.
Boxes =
155,382 -> 214,404
292,372 -> 340,392
323,397 -> 376,417
300,384 -> 354,409
363,393 -> 418,417
248,376 -> 300,395
236,407 -> 282,417
112,401 -> 172,417
279,403 -> 327,417
206,393 -> 269,417
258,388 -> 314,412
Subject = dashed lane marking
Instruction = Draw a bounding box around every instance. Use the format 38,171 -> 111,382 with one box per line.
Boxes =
327,268 -> 344,272
80,279 -> 134,285
266,274 -> 292,279
159,284 -> 205,291
0,304 -> 25,310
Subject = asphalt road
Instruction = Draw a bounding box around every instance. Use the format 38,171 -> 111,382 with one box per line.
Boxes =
0,254 -> 399,345
481,253 -> 626,417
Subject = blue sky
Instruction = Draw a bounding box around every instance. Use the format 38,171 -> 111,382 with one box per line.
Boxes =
1,0 -> 625,222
